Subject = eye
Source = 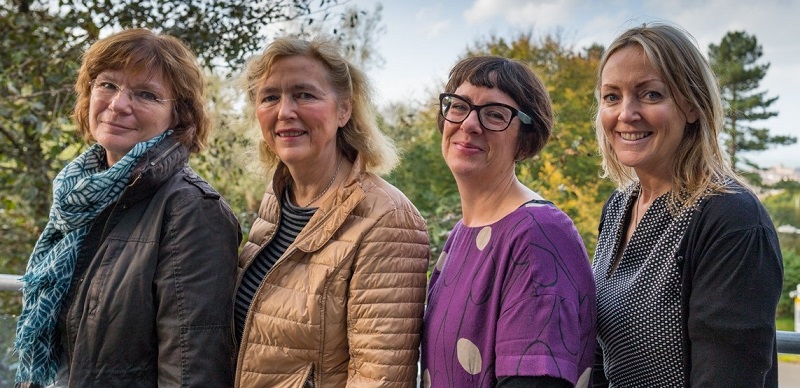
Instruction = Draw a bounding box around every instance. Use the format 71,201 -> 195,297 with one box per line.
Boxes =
260,94 -> 279,104
602,93 -> 619,103
97,81 -> 120,91
450,101 -> 470,112
483,107 -> 511,122
132,89 -> 160,102
296,92 -> 317,100
643,90 -> 663,101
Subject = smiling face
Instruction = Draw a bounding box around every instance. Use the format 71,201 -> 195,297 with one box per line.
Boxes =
255,55 -> 351,171
441,82 -> 521,183
89,69 -> 174,166
598,45 -> 698,179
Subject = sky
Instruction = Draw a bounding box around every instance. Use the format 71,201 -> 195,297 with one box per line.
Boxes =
349,0 -> 800,169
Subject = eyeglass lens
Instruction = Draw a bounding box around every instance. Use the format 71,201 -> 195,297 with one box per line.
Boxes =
441,94 -> 515,131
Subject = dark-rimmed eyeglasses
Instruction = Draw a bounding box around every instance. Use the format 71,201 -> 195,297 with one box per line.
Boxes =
439,93 -> 532,132
90,79 -> 175,107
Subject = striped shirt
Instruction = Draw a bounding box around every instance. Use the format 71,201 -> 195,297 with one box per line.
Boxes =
234,189 -> 315,342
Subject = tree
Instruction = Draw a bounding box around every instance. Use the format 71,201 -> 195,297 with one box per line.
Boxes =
0,0 -> 380,312
708,31 -> 795,172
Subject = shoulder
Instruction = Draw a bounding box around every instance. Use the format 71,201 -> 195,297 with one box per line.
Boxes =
495,202 -> 589,260
159,167 -> 235,218
694,183 -> 773,233
516,200 -> 583,236
354,173 -> 425,224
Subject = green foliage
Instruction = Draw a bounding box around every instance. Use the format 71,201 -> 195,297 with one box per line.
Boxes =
779,249 -> 800,318
708,31 -> 795,171
0,0 -> 377,311
382,101 -> 460,272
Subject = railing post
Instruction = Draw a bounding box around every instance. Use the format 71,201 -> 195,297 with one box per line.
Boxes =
793,284 -> 800,333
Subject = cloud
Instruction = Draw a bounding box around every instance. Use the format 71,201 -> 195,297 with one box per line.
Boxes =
463,0 -> 583,29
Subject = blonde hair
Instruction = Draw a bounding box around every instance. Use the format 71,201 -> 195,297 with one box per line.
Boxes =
74,28 -> 210,153
594,22 -> 744,209
240,35 -> 398,175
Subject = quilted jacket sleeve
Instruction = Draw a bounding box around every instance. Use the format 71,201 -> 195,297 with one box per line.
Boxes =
346,206 -> 430,388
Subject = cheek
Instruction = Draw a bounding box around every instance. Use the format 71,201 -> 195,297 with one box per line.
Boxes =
256,108 -> 274,134
599,108 -> 616,134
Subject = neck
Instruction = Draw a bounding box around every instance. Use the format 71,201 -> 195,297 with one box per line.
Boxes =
291,155 -> 346,207
457,173 -> 533,227
635,170 -> 672,206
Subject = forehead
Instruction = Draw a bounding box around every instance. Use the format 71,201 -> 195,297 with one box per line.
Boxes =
453,82 -> 518,107
96,68 -> 168,89
601,45 -> 661,83
264,55 -> 331,83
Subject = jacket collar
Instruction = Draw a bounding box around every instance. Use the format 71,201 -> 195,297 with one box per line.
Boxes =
270,154 -> 368,252
123,135 -> 189,204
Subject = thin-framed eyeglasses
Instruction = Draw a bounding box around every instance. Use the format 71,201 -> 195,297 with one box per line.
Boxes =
90,79 -> 175,107
439,93 -> 532,132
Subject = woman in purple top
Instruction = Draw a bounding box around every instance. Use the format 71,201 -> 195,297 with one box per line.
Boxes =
421,56 -> 596,388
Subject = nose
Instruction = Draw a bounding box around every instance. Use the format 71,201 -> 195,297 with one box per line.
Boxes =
277,96 -> 297,120
460,109 -> 483,134
618,98 -> 641,123
108,88 -> 133,112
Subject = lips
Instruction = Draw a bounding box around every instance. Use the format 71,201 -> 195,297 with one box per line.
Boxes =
453,141 -> 483,151
102,120 -> 135,131
619,131 -> 651,141
276,130 -> 306,137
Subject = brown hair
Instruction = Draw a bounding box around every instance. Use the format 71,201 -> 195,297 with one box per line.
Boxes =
74,28 -> 210,153
439,56 -> 554,161
240,35 -> 398,175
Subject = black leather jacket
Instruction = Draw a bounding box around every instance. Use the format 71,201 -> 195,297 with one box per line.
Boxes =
53,136 -> 241,387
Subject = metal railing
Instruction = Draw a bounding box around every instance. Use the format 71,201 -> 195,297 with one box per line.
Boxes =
1,274 -> 800,355
0,274 -> 21,292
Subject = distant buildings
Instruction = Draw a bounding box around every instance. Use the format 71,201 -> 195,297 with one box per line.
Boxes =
760,164 -> 800,185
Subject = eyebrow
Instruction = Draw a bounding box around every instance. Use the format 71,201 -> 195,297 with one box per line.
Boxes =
257,82 -> 327,96
95,73 -> 168,94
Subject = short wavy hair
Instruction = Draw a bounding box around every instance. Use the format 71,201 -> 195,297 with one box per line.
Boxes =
439,56 -> 554,161
74,28 -> 210,153
593,22 -> 742,208
240,35 -> 398,175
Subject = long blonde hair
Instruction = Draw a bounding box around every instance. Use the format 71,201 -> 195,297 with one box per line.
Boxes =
240,35 -> 398,175
594,22 -> 744,209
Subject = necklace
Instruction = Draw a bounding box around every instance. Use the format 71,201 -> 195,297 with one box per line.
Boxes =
301,156 -> 342,207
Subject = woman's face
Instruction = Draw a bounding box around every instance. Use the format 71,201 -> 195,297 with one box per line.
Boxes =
598,45 -> 697,177
255,55 -> 351,172
441,82 -> 521,183
89,69 -> 175,166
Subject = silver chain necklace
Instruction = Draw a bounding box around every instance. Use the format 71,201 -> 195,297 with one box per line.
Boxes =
301,156 -> 342,207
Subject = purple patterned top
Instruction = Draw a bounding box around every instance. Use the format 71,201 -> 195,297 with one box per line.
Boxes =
421,200 -> 596,387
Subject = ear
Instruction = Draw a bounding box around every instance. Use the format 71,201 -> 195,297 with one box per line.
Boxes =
685,106 -> 699,127
337,98 -> 352,128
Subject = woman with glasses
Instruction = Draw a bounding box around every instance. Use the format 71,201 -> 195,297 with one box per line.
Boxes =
14,29 -> 240,387
592,23 -> 782,386
420,56 -> 596,387
232,35 -> 429,387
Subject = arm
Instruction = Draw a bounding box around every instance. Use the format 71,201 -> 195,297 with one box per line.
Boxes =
686,201 -> 782,386
495,207 -> 595,386
155,191 -> 241,387
346,208 -> 430,388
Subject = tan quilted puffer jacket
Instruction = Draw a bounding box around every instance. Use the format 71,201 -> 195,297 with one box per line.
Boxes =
234,156 -> 430,388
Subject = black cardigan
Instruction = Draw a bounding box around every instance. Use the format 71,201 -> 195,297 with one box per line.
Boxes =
594,184 -> 783,387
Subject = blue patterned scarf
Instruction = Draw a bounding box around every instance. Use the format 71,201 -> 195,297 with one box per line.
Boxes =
14,131 -> 171,385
